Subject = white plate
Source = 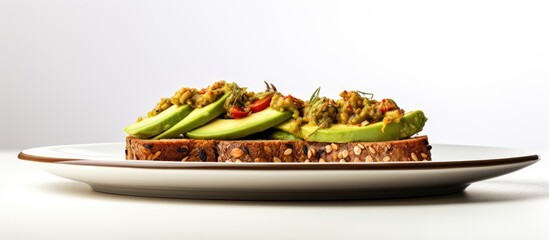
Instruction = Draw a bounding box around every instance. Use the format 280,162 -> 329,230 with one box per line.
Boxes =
18,143 -> 539,200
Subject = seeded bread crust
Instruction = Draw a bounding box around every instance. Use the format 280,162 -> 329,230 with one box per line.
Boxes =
126,136 -> 431,162
126,137 -> 217,162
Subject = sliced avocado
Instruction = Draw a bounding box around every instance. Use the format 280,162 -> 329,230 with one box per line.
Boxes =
265,129 -> 302,140
276,110 -> 427,142
124,104 -> 193,139
186,108 -> 292,140
153,92 -> 232,139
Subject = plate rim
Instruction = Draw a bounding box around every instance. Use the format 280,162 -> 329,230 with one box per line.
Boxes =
17,142 -> 540,171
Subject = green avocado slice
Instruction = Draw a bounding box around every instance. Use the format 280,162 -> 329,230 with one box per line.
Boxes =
123,104 -> 193,139
153,92 -> 232,139
265,130 -> 302,141
186,108 -> 292,140
276,110 -> 427,142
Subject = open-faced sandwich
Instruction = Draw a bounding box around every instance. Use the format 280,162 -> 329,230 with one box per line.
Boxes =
124,81 -> 430,163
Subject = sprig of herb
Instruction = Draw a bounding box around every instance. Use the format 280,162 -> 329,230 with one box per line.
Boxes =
228,84 -> 245,107
307,118 -> 329,137
263,81 -> 277,92
309,87 -> 321,104
357,91 -> 374,99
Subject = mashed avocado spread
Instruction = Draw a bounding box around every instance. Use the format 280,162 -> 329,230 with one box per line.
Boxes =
137,81 -> 229,122
275,88 -> 405,135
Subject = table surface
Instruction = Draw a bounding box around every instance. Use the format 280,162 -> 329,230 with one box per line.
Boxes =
2,149 -> 548,240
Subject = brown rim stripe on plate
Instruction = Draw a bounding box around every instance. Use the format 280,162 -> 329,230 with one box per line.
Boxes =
18,152 -> 540,170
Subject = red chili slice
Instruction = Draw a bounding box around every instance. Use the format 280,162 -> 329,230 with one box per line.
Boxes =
250,95 -> 273,113
229,106 -> 250,119
380,105 -> 394,113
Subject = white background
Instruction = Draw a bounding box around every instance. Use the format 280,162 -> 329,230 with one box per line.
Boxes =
1,0 -> 548,150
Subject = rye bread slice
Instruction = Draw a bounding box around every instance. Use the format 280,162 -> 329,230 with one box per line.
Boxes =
126,135 -> 431,162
